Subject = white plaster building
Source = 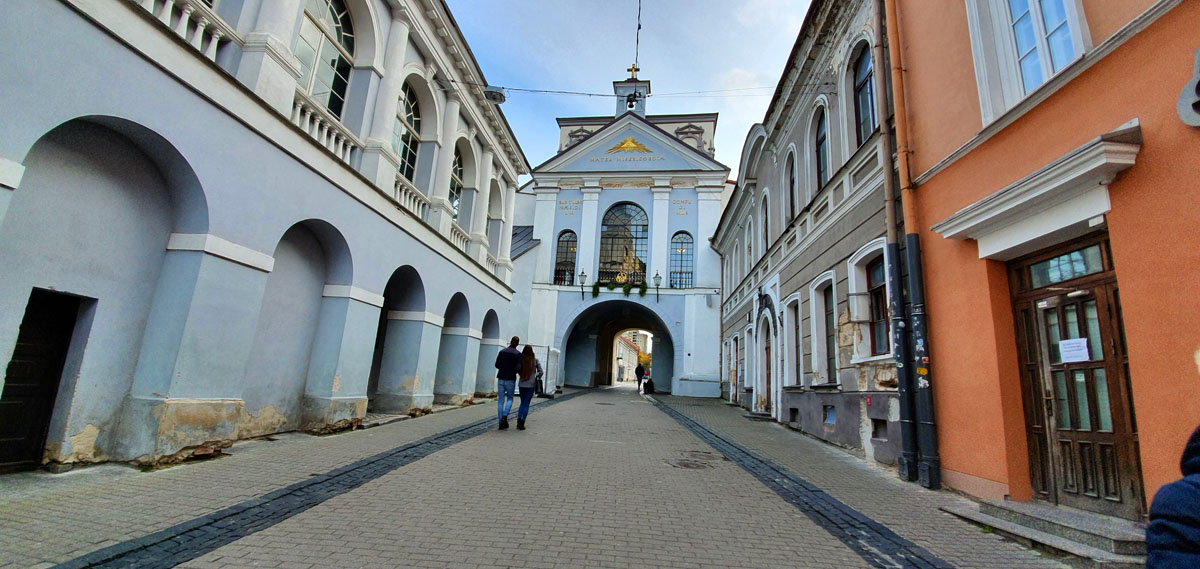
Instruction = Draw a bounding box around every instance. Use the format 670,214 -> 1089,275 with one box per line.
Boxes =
0,0 -> 527,470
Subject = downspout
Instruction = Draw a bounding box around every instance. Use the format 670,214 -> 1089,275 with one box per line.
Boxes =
884,0 -> 941,489
871,0 -> 918,482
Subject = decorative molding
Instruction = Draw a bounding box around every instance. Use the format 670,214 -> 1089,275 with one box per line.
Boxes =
0,155 -> 24,190
387,310 -> 444,327
931,121 -> 1141,260
166,233 -> 275,272
321,285 -> 385,307
441,326 -> 478,337
241,31 -> 302,80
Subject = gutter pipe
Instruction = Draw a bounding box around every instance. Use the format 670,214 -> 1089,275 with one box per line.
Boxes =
871,0 -> 918,482
883,0 -> 941,489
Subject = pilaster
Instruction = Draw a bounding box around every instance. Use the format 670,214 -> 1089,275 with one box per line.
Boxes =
474,338 -> 503,397
301,287 -> 384,431
577,185 -> 601,281
650,181 -> 672,283
373,311 -> 443,413
427,94 -> 462,233
531,185 -> 559,284
468,150 -> 494,263
361,14 -> 412,189
695,186 -> 724,289
234,0 -> 304,116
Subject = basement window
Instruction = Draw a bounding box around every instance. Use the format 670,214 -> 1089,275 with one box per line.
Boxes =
872,418 -> 888,440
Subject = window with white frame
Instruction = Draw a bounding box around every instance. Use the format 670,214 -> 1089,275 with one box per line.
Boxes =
760,196 -> 770,254
788,300 -> 801,386
785,152 -> 797,220
295,0 -> 355,118
669,232 -> 694,288
554,231 -> 577,285
813,108 -> 829,190
846,238 -> 892,361
852,45 -> 877,147
449,148 -> 464,220
809,273 -> 838,384
392,82 -> 422,182
964,0 -> 1089,123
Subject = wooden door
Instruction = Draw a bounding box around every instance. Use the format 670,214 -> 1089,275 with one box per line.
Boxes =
0,290 -> 80,471
1011,236 -> 1143,519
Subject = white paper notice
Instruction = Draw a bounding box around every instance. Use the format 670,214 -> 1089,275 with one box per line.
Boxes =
1059,338 -> 1090,363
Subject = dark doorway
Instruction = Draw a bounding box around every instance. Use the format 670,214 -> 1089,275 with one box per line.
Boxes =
1010,233 -> 1144,520
1,289 -> 81,471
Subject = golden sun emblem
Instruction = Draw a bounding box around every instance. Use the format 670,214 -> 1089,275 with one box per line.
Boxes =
605,137 -> 654,154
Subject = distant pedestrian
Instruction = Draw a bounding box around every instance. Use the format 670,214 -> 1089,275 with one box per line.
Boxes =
635,363 -> 645,393
1147,424 -> 1200,568
494,336 -> 522,430
516,345 -> 541,430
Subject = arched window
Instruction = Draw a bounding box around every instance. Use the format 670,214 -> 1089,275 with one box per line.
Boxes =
669,232 -> 694,288
554,231 -> 577,285
853,47 -> 877,146
814,109 -> 829,189
866,256 -> 888,355
598,203 -> 648,284
785,153 -> 796,220
761,196 -> 770,253
449,148 -> 463,220
392,83 -> 421,182
296,0 -> 355,118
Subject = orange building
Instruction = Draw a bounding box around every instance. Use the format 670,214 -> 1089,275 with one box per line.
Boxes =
888,0 -> 1199,523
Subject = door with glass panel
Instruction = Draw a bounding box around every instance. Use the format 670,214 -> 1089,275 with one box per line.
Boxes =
1010,236 -> 1143,519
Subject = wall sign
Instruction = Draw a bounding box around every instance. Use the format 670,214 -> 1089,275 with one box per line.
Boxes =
1180,49 -> 1200,127
1059,338 -> 1090,363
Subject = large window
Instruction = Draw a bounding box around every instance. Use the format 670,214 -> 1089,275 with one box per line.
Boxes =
669,232 -> 694,288
1008,0 -> 1076,95
598,204 -> 648,284
392,83 -> 421,182
853,47 -> 876,147
823,285 -> 837,383
867,257 -> 888,356
554,231 -> 577,285
449,148 -> 463,220
785,153 -> 796,220
814,109 -> 829,189
295,0 -> 355,118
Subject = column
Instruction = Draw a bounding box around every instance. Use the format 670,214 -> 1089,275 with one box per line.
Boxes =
433,327 -> 473,405
577,186 -> 601,281
361,13 -> 412,190
116,245 -> 272,461
650,180 -> 672,284
235,0 -> 304,115
373,311 -> 442,413
427,94 -> 462,234
467,150 -> 494,263
474,338 -> 502,397
301,287 -> 384,432
495,182 -> 518,284
695,185 -> 724,289
529,185 -> 558,284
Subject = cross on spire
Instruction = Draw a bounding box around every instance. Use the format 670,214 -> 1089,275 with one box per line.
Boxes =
627,63 -> 640,79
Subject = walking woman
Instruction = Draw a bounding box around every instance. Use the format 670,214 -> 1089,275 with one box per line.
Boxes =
516,345 -> 542,430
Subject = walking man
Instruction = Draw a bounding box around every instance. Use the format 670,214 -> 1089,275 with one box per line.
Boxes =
494,336 -> 522,430
635,363 -> 645,393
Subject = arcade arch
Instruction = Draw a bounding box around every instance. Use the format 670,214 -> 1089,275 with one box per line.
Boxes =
559,300 -> 673,391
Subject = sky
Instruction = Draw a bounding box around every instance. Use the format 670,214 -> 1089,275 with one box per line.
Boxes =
444,0 -> 813,181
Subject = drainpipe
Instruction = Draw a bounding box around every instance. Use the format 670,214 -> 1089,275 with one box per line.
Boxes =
884,0 -> 940,489
871,0 -> 918,482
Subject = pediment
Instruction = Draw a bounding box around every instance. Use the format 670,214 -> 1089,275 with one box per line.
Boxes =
534,112 -> 727,174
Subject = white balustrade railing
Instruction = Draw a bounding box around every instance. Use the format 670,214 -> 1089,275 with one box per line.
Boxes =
485,253 -> 498,274
449,223 -> 469,252
132,0 -> 241,62
291,90 -> 360,164
394,174 -> 430,221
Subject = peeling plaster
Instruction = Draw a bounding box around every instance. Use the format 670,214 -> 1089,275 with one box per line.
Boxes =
332,374 -> 342,392
235,404 -> 289,439
45,423 -> 106,464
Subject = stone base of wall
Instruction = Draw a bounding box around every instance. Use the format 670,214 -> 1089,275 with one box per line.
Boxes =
370,393 -> 434,414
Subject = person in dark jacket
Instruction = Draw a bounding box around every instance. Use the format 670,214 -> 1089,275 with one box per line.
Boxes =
635,363 -> 645,393
1147,424 -> 1200,568
493,336 -> 522,430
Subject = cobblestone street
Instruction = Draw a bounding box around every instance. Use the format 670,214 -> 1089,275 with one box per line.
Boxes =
0,386 -> 1066,569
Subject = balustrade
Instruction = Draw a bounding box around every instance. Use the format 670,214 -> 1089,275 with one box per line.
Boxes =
291,90 -> 360,164
394,174 -> 430,221
131,0 -> 240,63
449,223 -> 469,252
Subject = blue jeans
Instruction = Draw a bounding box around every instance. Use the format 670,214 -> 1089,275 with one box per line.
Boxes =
497,379 -> 516,421
517,387 -> 535,420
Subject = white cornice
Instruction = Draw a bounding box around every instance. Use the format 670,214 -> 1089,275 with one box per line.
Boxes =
322,285 -> 385,307
0,155 -> 24,190
167,233 -> 275,273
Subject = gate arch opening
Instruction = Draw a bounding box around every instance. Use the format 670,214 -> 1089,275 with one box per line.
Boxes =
559,300 -> 673,391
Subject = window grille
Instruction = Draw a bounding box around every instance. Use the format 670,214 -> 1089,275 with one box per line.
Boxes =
392,83 -> 422,182
296,0 -> 355,118
554,231 -> 577,285
669,232 -> 694,288
598,204 -> 648,284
